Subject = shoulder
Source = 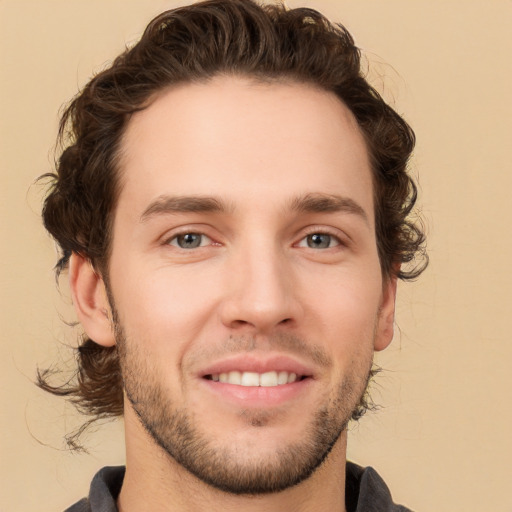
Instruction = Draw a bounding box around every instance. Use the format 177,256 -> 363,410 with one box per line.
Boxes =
346,461 -> 415,512
64,466 -> 125,512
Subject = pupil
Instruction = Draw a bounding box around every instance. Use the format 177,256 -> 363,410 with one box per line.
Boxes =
308,234 -> 330,249
179,233 -> 201,248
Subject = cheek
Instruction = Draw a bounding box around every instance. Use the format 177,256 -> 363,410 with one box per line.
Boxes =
312,270 -> 382,357
110,263 -> 221,351
314,267 -> 382,323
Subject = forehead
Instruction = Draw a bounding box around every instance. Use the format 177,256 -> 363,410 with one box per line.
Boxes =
116,76 -> 373,221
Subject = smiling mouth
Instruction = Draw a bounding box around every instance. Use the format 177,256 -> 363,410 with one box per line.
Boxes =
204,371 -> 308,387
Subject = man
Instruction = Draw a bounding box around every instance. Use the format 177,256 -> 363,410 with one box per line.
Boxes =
38,0 -> 426,510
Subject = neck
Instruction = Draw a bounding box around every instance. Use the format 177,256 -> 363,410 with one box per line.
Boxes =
118,408 -> 348,512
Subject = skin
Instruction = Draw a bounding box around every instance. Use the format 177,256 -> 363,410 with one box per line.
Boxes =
70,76 -> 397,512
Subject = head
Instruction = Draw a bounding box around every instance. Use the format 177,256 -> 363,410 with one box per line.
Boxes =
39,0 -> 426,492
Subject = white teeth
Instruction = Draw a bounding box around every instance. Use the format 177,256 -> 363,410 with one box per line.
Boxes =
260,371 -> 278,387
277,371 -> 288,385
287,372 -> 297,384
209,371 -> 300,386
228,371 -> 242,385
241,372 -> 259,386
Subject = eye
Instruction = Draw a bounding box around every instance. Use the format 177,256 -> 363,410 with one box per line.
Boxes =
168,232 -> 211,249
298,233 -> 340,249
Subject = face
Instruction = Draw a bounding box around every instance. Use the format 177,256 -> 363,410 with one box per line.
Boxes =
103,76 -> 396,493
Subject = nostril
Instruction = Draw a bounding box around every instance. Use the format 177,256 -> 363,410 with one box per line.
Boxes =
231,319 -> 251,328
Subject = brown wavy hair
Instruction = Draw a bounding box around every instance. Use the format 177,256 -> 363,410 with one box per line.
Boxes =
38,0 -> 427,448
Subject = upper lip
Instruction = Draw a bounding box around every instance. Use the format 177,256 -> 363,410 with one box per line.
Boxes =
198,354 -> 316,378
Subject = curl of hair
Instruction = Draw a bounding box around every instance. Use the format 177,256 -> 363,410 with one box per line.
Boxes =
38,0 -> 427,446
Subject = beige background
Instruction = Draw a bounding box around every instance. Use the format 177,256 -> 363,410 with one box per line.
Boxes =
1,1 -> 511,510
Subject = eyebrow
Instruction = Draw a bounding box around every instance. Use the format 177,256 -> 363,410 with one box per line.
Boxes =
289,193 -> 369,225
140,192 -> 369,225
140,195 -> 231,222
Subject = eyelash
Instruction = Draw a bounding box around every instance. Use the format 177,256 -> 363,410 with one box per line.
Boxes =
166,231 -> 215,249
295,227 -> 346,250
297,234 -> 340,249
164,227 -> 346,251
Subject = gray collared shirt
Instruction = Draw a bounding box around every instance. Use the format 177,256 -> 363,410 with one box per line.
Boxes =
65,463 -> 414,512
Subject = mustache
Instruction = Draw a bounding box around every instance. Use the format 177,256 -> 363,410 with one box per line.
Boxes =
186,332 -> 332,370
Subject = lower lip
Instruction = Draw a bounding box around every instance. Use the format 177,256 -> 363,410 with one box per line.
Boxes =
200,377 -> 313,407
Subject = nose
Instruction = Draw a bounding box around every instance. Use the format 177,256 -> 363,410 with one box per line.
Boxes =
219,243 -> 302,334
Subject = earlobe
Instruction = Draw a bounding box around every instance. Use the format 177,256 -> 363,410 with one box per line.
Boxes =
374,274 -> 398,352
69,253 -> 116,347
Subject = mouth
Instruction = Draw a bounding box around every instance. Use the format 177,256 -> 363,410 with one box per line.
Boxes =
204,370 -> 308,387
198,355 -> 315,406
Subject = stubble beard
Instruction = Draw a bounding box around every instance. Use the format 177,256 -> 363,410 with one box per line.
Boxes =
114,317 -> 375,495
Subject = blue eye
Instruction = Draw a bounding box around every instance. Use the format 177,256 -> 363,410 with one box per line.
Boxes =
299,233 -> 340,249
169,233 -> 210,249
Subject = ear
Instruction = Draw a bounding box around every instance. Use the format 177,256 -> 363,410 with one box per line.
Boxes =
374,274 -> 398,352
69,253 -> 116,347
